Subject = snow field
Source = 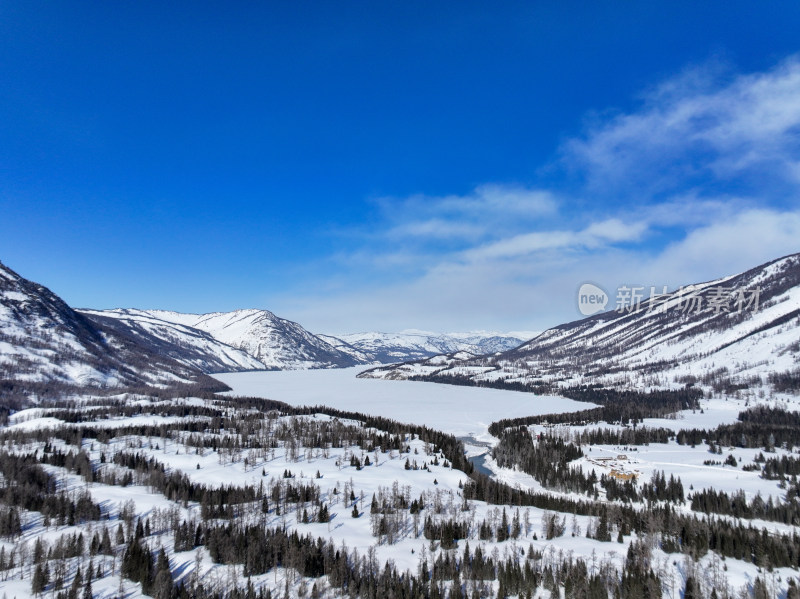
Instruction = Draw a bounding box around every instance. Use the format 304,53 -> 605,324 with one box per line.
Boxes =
214,367 -> 595,440
2,400 -> 797,599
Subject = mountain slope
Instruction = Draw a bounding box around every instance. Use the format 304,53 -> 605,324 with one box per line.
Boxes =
316,334 -> 375,363
361,253 -> 800,392
91,309 -> 367,370
79,309 -> 266,373
0,262 -> 211,394
324,330 -> 534,364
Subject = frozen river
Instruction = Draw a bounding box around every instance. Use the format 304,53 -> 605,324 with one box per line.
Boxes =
213,367 -> 594,440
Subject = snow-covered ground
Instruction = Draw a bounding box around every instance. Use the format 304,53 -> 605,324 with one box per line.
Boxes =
214,367 -> 594,440
1,402 -> 794,599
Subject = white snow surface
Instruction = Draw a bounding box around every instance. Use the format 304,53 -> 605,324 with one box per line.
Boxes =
77,308 -> 538,371
214,367 -> 593,439
1,395 -> 795,599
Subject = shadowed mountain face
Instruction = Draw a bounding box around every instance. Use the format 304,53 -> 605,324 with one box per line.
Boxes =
0,262 -> 214,395
361,254 -> 800,392
79,310 -> 267,373
1,256 -> 531,391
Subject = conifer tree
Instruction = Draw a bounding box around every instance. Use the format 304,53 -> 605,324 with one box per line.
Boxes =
32,562 -> 49,595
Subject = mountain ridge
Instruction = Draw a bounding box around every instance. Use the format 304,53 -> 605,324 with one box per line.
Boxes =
81,307 -> 362,370
323,330 -> 535,364
0,261 -> 218,397
359,253 -> 800,395
82,308 -> 535,369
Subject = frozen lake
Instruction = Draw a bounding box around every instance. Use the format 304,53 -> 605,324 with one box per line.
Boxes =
214,367 -> 594,440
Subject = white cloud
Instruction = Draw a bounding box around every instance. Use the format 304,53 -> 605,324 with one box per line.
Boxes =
378,184 -> 559,242
631,195 -> 749,228
649,209 -> 800,282
386,219 -> 485,240
281,208 -> 800,334
462,218 -> 648,261
566,56 -> 800,195
271,57 -> 800,333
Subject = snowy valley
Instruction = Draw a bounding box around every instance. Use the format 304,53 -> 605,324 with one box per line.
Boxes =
1,256 -> 800,599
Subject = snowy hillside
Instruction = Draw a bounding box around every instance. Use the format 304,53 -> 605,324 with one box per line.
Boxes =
362,253 -> 800,393
92,308 -> 367,370
2,384 -> 798,599
80,309 -> 266,373
0,262 -> 209,392
326,329 -> 535,364
315,334 -> 375,363
3,257 -> 800,599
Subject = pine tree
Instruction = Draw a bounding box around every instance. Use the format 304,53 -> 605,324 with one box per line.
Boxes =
753,577 -> 770,599
595,512 -> 611,542
497,509 -> 509,542
33,538 -> 45,563
32,563 -> 49,595
69,567 -> 83,599
684,576 -> 698,599
152,548 -> 172,599
122,537 -> 153,591
511,510 -> 521,538
100,527 -> 113,555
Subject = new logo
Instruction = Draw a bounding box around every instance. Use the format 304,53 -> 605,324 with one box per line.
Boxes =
577,283 -> 608,316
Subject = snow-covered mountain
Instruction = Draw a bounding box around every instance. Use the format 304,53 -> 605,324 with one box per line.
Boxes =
316,334 -> 375,363
86,309 -> 366,370
361,253 -> 800,392
79,309 -> 266,373
323,330 -> 535,364
1,257 -> 528,394
0,262 -> 210,392
85,309 -> 535,370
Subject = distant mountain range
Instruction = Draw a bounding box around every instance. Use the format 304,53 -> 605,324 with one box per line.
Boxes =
81,310 -> 532,371
0,260 -> 533,397
7,252 -> 798,400
320,330 -> 536,364
361,253 -> 800,394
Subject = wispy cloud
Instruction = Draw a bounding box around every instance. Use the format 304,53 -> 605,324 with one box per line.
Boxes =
379,184 -> 559,242
386,219 -> 485,241
272,57 -> 800,333
565,56 -> 800,198
461,218 -> 648,262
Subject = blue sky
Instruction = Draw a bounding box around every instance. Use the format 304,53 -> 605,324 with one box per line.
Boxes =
2,2 -> 800,334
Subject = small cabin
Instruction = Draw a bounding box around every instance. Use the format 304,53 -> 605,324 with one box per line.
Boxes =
610,470 -> 637,481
